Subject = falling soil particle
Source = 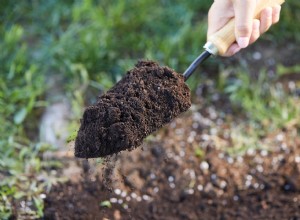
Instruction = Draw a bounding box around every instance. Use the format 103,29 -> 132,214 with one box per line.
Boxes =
75,60 -> 191,158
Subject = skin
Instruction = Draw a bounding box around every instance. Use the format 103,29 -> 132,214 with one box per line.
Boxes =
208,0 -> 281,56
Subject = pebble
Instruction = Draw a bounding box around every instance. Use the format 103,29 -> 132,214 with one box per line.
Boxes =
168,176 -> 174,182
169,183 -> 175,189
256,165 -> 264,172
121,191 -> 127,198
201,134 -> 210,141
211,174 -> 217,180
142,195 -> 151,201
192,122 -> 199,129
150,173 -> 156,179
227,157 -> 234,164
187,189 -> 194,194
114,189 -> 121,195
118,199 -> 123,204
260,150 -> 268,157
253,51 -> 262,60
220,180 -> 227,189
276,134 -> 284,142
153,187 -> 159,193
130,192 -> 137,199
246,175 -> 253,181
110,198 -> 118,203
233,195 -> 239,201
288,81 -> 296,90
195,185 -> 202,192
39,194 -> 46,199
190,170 -> 196,179
245,180 -> 251,187
247,148 -> 256,156
200,161 -> 209,170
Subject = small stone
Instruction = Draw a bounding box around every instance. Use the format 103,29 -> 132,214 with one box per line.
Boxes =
142,195 -> 151,201
169,183 -> 175,189
252,51 -> 262,60
200,161 -> 209,170
110,198 -> 118,203
197,185 -> 203,191
114,189 -> 121,195
168,176 -> 174,182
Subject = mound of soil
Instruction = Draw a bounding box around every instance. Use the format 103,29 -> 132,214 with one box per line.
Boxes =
75,60 -> 191,158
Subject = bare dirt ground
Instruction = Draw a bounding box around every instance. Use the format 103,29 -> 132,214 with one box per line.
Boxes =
44,119 -> 300,219
44,107 -> 300,220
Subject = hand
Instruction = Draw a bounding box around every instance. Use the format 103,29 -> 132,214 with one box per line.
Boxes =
208,0 -> 281,57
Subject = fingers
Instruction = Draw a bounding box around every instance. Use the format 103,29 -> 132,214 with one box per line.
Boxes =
260,7 -> 272,34
223,43 -> 241,57
232,0 -> 256,48
228,4 -> 281,56
225,19 -> 259,57
259,5 -> 281,34
272,5 -> 281,24
249,19 -> 260,44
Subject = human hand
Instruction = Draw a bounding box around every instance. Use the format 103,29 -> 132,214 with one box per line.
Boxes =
208,0 -> 281,57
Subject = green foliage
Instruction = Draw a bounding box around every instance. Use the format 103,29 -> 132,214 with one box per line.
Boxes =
224,68 -> 300,132
100,200 -> 112,208
268,1 -> 300,42
0,24 -> 62,218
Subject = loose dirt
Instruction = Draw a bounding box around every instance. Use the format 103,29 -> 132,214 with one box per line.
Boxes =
75,60 -> 191,158
44,111 -> 300,220
45,98 -> 300,220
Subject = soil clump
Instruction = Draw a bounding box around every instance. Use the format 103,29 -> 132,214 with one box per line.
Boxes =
75,60 -> 191,158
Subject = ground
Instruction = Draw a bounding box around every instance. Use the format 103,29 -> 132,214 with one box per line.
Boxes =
44,115 -> 300,219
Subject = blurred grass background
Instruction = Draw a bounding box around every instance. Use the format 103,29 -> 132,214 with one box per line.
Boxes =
0,0 -> 299,218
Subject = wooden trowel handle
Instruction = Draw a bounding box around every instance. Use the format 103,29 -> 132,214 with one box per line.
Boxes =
207,0 -> 285,56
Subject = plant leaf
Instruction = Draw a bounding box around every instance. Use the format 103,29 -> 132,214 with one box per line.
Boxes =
14,108 -> 27,125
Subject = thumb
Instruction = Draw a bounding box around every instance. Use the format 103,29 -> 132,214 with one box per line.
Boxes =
233,0 -> 256,48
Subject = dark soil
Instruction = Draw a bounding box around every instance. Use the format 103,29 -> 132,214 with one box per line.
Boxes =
75,60 -> 191,158
44,111 -> 300,220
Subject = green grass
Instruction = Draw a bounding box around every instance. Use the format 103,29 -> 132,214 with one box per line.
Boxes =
0,0 -> 299,218
219,66 -> 300,155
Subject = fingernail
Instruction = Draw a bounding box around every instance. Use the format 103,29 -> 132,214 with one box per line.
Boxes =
237,37 -> 249,48
233,47 -> 241,54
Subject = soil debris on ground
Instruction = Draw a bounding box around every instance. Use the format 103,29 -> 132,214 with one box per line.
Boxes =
75,60 -> 191,158
45,109 -> 300,220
